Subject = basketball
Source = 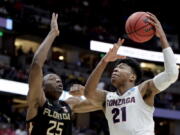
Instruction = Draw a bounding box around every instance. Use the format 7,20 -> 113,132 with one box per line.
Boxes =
125,12 -> 155,43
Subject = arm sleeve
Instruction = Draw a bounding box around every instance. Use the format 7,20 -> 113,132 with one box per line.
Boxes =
153,47 -> 179,91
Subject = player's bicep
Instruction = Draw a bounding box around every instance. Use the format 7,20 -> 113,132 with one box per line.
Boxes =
29,62 -> 43,90
27,62 -> 45,106
139,79 -> 160,97
27,63 -> 46,121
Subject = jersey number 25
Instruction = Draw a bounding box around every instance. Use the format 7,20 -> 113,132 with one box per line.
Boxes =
47,120 -> 64,135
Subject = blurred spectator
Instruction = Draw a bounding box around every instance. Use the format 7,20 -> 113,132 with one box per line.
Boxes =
0,123 -> 15,135
15,124 -> 27,135
26,48 -> 34,65
16,47 -> 26,70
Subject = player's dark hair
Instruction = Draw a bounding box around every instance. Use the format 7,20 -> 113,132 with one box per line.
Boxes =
115,58 -> 142,84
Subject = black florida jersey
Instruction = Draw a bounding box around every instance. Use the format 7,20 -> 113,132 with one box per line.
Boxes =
27,100 -> 72,135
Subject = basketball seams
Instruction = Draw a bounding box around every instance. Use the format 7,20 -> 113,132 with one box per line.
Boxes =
129,17 -> 142,42
135,25 -> 154,37
128,13 -> 152,35
125,12 -> 155,42
126,12 -> 145,34
127,24 -> 149,35
128,24 -> 154,38
134,13 -> 145,33
135,14 -> 154,37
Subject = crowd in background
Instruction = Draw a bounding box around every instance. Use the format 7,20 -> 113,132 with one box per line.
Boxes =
1,0 -> 179,51
0,1 -> 180,135
0,39 -> 180,134
0,46 -> 180,110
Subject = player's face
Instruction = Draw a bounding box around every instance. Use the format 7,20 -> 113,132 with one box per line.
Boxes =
111,63 -> 134,87
43,74 -> 63,100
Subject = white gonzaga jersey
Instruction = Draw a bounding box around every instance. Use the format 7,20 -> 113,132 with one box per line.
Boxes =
105,86 -> 155,135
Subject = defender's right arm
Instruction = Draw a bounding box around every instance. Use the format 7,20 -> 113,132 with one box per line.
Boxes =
27,13 -> 59,121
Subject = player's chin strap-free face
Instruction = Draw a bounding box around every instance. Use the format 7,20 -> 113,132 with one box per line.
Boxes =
153,47 -> 179,91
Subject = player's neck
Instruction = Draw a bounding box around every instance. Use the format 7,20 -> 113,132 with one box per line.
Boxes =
48,99 -> 59,106
117,83 -> 134,95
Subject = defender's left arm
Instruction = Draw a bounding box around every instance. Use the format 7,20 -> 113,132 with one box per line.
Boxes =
65,97 -> 103,113
139,13 -> 179,105
65,84 -> 103,113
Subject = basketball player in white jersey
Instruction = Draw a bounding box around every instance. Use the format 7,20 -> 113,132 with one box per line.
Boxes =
84,12 -> 179,135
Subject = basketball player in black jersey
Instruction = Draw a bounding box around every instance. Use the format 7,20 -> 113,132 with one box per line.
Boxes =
26,13 -> 102,135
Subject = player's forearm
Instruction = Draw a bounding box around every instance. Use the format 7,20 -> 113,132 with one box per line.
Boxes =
73,106 -> 102,113
85,58 -> 108,98
73,100 -> 102,113
33,30 -> 58,67
159,34 -> 169,49
159,33 -> 178,78
153,46 -> 179,91
162,47 -> 179,79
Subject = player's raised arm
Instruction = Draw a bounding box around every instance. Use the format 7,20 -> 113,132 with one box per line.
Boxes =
84,39 -> 126,107
139,13 -> 179,104
27,13 -> 59,120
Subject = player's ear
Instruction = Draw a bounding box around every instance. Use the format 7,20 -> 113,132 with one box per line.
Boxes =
129,74 -> 136,82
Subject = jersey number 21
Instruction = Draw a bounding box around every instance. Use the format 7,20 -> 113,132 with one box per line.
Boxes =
112,107 -> 126,123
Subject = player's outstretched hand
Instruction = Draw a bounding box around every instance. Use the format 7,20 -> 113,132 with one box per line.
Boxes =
103,38 -> 126,63
146,12 -> 165,38
51,13 -> 60,36
69,84 -> 84,97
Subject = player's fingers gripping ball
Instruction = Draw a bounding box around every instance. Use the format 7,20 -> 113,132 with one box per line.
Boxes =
125,11 -> 155,43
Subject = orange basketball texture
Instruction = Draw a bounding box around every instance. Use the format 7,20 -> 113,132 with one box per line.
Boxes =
125,12 -> 155,43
